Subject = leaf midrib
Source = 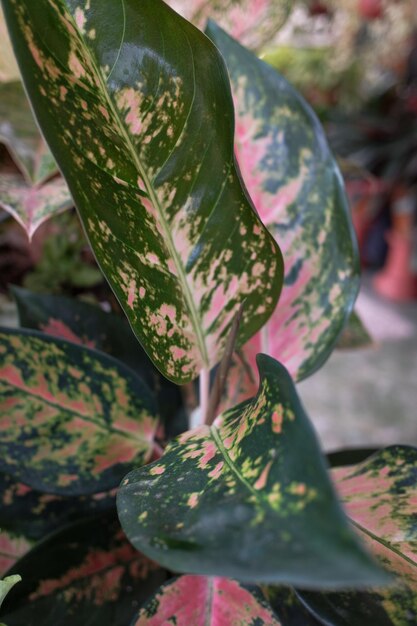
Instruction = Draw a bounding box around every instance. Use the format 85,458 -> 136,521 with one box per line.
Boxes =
349,518 -> 417,571
66,4 -> 209,368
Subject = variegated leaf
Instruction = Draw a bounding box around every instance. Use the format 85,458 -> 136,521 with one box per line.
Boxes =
0,530 -> 32,577
167,0 -> 292,50
206,23 -> 359,387
297,446 -> 417,625
1,513 -> 167,626
0,169 -> 73,239
0,327 -> 157,495
0,470 -> 115,541
3,0 -> 283,384
133,575 -> 281,625
118,355 -> 387,588
0,81 -> 58,184
12,286 -> 183,428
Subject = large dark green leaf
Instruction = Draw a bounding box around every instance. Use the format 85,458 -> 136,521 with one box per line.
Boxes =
0,81 -> 57,184
12,286 -> 183,428
2,513 -> 167,626
0,470 -> 115,541
0,327 -> 157,495
297,446 -> 417,625
206,23 -> 359,387
3,0 -> 283,384
264,587 -> 321,626
133,575 -> 280,625
118,355 -> 387,588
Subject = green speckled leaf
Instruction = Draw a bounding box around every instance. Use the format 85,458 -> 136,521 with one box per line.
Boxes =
206,23 -> 359,385
118,355 -> 387,588
0,169 -> 72,239
0,81 -> 57,184
12,286 -> 183,428
133,575 -> 280,625
0,470 -> 115,541
297,446 -> 417,625
0,327 -> 157,495
1,513 -> 167,626
167,0 -> 292,50
3,0 -> 283,384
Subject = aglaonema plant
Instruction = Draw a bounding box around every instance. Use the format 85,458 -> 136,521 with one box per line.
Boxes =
0,1 -> 415,624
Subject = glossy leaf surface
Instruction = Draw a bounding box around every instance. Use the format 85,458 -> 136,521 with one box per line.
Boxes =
12,286 -> 183,426
0,576 -> 20,610
297,446 -> 417,625
167,0 -> 291,49
0,470 -> 115,541
3,0 -> 283,384
265,587 -> 321,626
118,355 -> 386,588
0,327 -> 157,495
2,513 -> 167,626
133,575 -> 280,625
0,81 -> 57,184
0,170 -> 72,239
207,23 -> 359,385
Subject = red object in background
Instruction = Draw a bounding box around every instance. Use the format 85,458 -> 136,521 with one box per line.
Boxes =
373,230 -> 417,301
358,0 -> 383,20
309,1 -> 329,16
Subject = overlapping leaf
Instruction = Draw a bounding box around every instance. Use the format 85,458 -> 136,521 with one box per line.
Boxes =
1,513 -> 167,626
118,355 -> 387,588
0,170 -> 72,239
133,575 -> 280,625
296,446 -> 417,625
3,0 -> 283,384
0,81 -> 57,184
12,286 -> 183,427
167,0 -> 292,49
0,327 -> 157,495
0,470 -> 115,541
0,576 -> 20,610
206,23 -> 359,392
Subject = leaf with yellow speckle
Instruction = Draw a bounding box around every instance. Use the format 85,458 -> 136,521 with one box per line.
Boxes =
206,23 -> 359,392
296,446 -> 417,626
1,512 -> 167,626
166,0 -> 292,50
117,355 -> 387,588
3,0 -> 283,384
132,575 -> 281,625
0,327 -> 157,495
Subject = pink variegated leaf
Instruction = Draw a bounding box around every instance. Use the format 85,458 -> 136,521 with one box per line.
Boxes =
133,576 -> 280,625
0,531 -> 32,578
167,0 -> 292,49
3,0 -> 283,384
206,24 -> 359,402
296,446 -> 417,626
0,327 -> 157,496
0,170 -> 72,240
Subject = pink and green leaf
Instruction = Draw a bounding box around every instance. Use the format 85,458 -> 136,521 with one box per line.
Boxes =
133,575 -> 281,625
0,81 -> 58,184
296,446 -> 417,625
0,170 -> 73,240
0,327 -> 157,495
0,531 -> 32,578
167,0 -> 292,50
206,23 -> 359,389
118,355 -> 387,588
1,513 -> 167,626
3,0 -> 283,384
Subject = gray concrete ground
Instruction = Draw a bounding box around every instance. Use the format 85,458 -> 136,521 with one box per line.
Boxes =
298,275 -> 417,452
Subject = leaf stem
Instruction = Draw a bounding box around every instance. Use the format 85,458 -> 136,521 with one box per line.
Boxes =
199,368 -> 210,425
